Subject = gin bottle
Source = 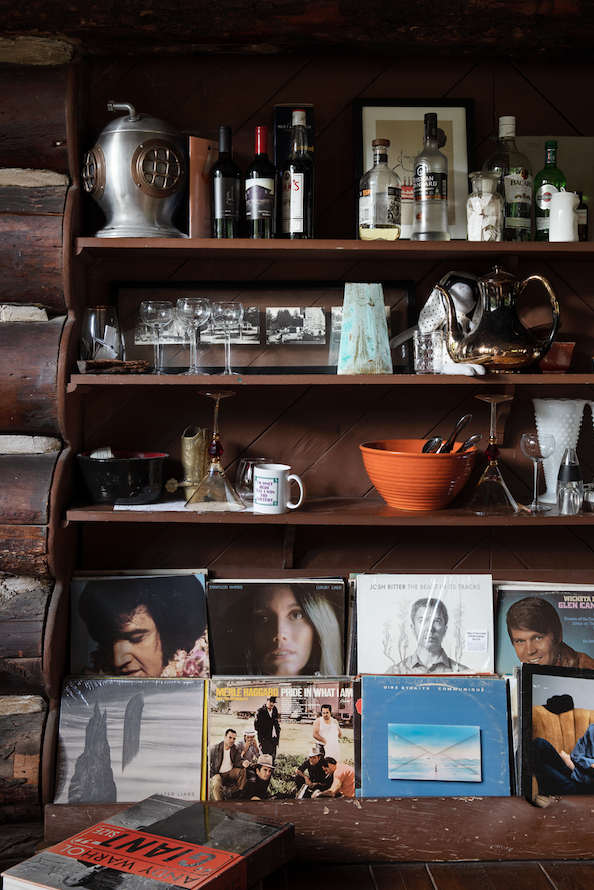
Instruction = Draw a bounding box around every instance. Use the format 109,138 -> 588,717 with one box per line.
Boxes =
358,138 -> 401,241
411,113 -> 449,241
534,140 -> 566,241
482,116 -> 533,242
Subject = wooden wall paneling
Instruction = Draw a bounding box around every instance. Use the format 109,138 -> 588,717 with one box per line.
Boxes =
0,316 -> 65,435
0,695 -> 47,822
279,863 -> 378,890
371,863 -> 447,890
540,860 -> 594,890
372,526 -> 492,572
294,526 -> 412,573
0,526 -> 49,577
489,531 -> 536,572
0,453 -> 61,524
491,60 -> 579,138
426,861 -> 556,890
512,62 -> 594,137
0,66 -> 69,173
493,526 -> 594,570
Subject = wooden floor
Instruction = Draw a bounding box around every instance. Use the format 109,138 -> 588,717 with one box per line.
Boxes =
263,861 -> 594,890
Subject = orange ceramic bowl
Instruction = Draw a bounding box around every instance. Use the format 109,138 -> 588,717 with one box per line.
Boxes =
359,439 -> 477,511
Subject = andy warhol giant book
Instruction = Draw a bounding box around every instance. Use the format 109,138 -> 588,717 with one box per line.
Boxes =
355,573 -> 494,675
1,794 -> 295,890
54,678 -> 207,804
359,674 -> 511,797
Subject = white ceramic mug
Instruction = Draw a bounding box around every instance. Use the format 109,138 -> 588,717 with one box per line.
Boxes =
549,191 -> 579,242
253,463 -> 305,514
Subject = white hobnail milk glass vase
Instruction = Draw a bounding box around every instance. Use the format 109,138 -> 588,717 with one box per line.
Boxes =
532,398 -> 587,503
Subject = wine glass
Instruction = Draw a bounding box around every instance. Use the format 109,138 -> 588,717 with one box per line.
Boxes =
212,301 -> 244,375
185,390 -> 245,512
521,432 -> 556,513
235,457 -> 271,504
176,297 -> 212,375
139,300 -> 174,374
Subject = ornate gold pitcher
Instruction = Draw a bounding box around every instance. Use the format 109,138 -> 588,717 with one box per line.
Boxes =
436,265 -> 560,373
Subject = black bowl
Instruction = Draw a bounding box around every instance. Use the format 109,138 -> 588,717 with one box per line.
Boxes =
77,450 -> 168,505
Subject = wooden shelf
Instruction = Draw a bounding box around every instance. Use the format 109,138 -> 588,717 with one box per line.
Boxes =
67,372 -> 594,391
64,497 -> 594,526
74,237 -> 594,262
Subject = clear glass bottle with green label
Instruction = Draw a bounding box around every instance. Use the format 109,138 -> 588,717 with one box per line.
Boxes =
482,116 -> 533,242
534,140 -> 566,241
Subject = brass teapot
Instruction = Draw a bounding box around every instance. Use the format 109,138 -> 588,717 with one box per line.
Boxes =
437,265 -> 560,373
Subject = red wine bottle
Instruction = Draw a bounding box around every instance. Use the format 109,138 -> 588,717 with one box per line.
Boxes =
281,109 -> 315,239
211,125 -> 241,238
245,126 -> 276,239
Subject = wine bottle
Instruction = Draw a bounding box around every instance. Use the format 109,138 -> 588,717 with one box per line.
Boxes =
358,138 -> 401,241
211,125 -> 242,239
534,140 -> 566,241
576,191 -> 589,242
281,108 -> 315,239
245,126 -> 276,239
482,116 -> 533,242
410,112 -> 449,241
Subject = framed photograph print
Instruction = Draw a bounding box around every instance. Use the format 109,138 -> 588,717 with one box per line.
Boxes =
353,99 -> 475,240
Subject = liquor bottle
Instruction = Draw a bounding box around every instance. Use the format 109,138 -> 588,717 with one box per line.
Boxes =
211,125 -> 242,238
358,138 -> 401,241
576,191 -> 589,242
534,140 -> 566,241
245,126 -> 276,239
482,116 -> 533,242
281,108 -> 315,239
410,112 -> 449,241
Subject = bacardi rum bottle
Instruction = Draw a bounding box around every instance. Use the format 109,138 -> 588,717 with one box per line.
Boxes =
482,116 -> 533,242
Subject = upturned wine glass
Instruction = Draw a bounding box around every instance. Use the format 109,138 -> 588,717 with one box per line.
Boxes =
176,297 -> 212,375
212,301 -> 244,375
139,300 -> 174,374
520,432 -> 556,513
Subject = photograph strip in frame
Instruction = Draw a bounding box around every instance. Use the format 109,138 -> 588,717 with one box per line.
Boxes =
112,279 -> 416,374
353,99 -> 475,240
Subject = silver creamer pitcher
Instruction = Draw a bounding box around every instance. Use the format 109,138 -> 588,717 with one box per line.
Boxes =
82,101 -> 187,238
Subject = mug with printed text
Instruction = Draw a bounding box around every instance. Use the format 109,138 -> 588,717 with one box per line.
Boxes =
253,463 -> 305,514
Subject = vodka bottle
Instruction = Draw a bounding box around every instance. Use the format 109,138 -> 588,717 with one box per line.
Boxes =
281,109 -> 315,239
576,191 -> 588,242
211,125 -> 242,239
482,116 -> 533,242
534,140 -> 566,241
411,113 -> 449,241
358,138 -> 401,241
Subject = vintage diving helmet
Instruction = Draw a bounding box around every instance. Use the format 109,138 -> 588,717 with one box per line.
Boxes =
81,101 -> 187,238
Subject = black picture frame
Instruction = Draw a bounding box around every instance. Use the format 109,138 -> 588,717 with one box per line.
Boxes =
353,98 -> 475,240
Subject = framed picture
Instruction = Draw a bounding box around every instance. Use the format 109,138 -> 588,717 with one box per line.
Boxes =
112,279 -> 416,374
353,99 -> 475,240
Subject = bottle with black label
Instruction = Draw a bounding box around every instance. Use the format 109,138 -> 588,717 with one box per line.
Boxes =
358,138 -> 401,241
211,125 -> 242,239
482,116 -> 533,241
281,108 -> 315,239
245,126 -> 276,239
576,191 -> 589,242
410,113 -> 449,241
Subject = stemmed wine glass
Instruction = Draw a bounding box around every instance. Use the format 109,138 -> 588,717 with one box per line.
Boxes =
212,301 -> 244,375
176,297 -> 212,375
139,300 -> 174,374
184,390 -> 245,512
520,432 -> 556,513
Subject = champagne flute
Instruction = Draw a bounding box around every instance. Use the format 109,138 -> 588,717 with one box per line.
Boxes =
212,301 -> 244,375
520,432 -> 556,513
139,300 -> 174,374
176,297 -> 212,375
